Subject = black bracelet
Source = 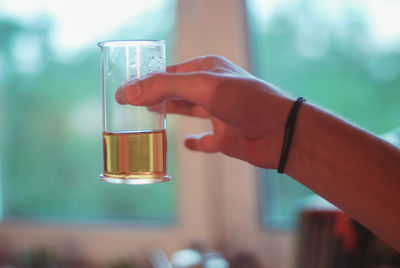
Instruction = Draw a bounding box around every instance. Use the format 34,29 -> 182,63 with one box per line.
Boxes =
277,97 -> 306,174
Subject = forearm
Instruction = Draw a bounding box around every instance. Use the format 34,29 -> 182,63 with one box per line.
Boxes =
285,102 -> 400,251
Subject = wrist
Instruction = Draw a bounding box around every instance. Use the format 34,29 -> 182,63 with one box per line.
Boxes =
257,93 -> 295,170
271,96 -> 296,169
277,97 -> 306,173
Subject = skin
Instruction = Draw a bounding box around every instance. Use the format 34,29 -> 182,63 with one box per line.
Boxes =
116,55 -> 400,251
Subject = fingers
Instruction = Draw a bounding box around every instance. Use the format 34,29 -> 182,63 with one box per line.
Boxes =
116,72 -> 219,110
166,55 -> 229,73
184,132 -> 219,153
166,58 -> 201,73
114,56 -> 288,138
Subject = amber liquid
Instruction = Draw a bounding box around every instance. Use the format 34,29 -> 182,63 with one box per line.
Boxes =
102,130 -> 167,180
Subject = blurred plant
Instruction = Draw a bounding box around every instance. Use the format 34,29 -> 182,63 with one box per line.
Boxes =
107,257 -> 138,268
15,247 -> 60,268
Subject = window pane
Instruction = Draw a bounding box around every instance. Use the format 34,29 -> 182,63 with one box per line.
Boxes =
248,0 -> 400,228
0,0 -> 177,222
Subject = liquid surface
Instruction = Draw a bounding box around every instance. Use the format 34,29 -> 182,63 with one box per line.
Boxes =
103,130 -> 167,179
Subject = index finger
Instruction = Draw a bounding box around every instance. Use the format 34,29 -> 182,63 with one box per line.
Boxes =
166,55 -> 230,73
166,57 -> 203,73
116,72 -> 219,109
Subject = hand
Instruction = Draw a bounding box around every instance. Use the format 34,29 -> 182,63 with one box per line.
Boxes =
116,56 -> 400,250
116,55 -> 293,169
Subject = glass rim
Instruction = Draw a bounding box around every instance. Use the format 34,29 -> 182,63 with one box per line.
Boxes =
97,40 -> 165,47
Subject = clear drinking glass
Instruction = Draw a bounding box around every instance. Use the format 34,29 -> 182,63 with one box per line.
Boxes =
98,40 -> 171,184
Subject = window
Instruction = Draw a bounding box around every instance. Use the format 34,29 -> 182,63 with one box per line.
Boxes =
247,0 -> 400,228
0,0 -> 177,222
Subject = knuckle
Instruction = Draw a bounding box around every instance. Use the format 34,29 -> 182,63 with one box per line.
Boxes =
196,72 -> 221,109
200,55 -> 226,70
206,55 -> 225,62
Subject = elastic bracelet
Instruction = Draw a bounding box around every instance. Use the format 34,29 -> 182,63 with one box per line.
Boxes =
277,97 -> 306,174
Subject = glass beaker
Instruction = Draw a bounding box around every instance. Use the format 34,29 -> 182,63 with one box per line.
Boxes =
98,40 -> 171,184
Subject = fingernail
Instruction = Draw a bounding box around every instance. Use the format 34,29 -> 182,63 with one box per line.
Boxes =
184,138 -> 197,150
115,86 -> 126,104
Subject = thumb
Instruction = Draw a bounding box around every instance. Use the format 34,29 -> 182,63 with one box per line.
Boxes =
184,132 -> 219,153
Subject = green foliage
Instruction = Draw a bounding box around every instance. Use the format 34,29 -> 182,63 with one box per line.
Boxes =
249,4 -> 400,134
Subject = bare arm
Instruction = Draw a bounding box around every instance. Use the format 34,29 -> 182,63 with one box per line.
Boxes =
287,102 -> 400,250
117,55 -> 400,251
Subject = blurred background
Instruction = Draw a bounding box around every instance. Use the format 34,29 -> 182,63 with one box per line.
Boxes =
0,0 -> 399,267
